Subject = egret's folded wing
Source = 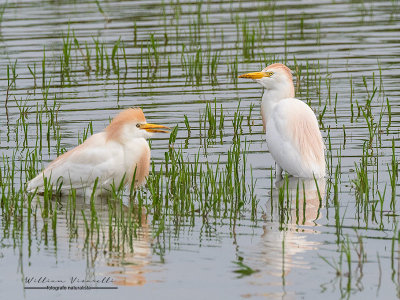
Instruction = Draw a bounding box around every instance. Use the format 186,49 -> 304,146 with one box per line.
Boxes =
27,133 -> 124,191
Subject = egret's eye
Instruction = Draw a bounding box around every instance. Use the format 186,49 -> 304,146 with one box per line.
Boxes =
265,72 -> 274,77
136,123 -> 141,128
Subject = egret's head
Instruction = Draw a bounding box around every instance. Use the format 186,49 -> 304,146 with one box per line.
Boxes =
238,63 -> 294,92
106,108 -> 169,143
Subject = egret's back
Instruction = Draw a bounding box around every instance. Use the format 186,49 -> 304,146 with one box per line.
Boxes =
26,132 -> 124,193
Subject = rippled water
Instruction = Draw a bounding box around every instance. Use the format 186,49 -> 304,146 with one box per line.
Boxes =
1,0 -> 400,299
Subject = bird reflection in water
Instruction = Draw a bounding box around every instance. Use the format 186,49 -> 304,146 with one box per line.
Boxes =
104,199 -> 152,287
34,192 -> 153,287
270,176 -> 326,227
241,176 -> 326,298
263,175 -> 326,255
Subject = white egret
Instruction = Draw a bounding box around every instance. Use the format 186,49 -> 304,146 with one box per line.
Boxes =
27,108 -> 169,194
239,63 -> 325,178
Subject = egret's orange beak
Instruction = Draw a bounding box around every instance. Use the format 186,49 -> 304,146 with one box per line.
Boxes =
140,123 -> 170,133
238,72 -> 267,79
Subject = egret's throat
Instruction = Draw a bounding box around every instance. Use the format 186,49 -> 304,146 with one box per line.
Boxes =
261,82 -> 295,126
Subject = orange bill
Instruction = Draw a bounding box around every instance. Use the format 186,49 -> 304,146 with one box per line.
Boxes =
238,72 -> 267,79
140,123 -> 170,133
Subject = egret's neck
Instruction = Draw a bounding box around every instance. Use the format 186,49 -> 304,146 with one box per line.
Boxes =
260,83 -> 295,126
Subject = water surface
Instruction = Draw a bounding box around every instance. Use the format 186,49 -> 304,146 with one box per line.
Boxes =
1,0 -> 400,299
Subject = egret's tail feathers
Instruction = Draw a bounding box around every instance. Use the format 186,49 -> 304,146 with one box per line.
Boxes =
26,173 -> 61,194
26,173 -> 44,193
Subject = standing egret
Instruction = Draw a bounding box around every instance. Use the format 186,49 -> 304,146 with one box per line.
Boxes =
27,108 -> 169,194
239,63 -> 325,178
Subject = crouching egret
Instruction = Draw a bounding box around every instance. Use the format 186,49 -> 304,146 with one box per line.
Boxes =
27,108 -> 169,194
239,63 -> 325,179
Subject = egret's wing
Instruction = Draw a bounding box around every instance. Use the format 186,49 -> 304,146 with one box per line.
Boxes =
27,133 -> 124,191
266,98 -> 325,178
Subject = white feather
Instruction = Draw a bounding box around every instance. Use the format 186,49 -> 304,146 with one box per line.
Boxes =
266,98 -> 325,178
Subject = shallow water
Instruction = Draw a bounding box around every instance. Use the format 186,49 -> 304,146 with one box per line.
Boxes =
1,0 -> 400,299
